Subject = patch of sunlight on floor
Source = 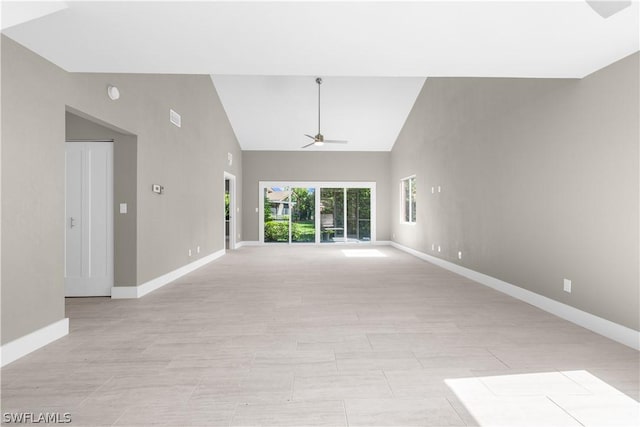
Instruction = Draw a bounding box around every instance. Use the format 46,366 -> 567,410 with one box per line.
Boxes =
445,370 -> 640,427
341,249 -> 387,258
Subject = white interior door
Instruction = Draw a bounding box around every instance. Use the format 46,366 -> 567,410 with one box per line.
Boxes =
65,141 -> 114,296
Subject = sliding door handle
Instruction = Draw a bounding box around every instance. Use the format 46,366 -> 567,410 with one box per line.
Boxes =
70,217 -> 76,228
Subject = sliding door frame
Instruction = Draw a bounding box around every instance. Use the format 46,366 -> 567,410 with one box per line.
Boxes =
259,181 -> 376,245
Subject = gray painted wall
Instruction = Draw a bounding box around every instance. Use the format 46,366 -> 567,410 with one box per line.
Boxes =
65,71 -> 243,285
65,112 -> 138,287
242,151 -> 390,242
391,53 -> 639,330
1,36 -> 242,343
1,36 -> 69,343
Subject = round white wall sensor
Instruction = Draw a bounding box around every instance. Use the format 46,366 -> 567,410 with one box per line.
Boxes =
107,85 -> 120,100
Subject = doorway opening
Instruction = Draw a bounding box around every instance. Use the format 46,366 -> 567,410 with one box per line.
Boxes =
65,109 -> 138,297
224,172 -> 237,250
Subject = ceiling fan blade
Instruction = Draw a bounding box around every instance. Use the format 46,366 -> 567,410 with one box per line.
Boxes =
304,134 -> 316,140
301,142 -> 316,148
324,140 -> 349,144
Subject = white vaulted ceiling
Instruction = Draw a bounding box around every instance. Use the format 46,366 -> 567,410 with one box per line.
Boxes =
211,76 -> 425,151
2,1 -> 638,150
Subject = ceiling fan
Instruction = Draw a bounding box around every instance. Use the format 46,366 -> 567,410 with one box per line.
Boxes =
302,77 -> 348,148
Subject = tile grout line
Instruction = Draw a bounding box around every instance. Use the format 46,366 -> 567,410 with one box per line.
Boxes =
184,375 -> 203,404
546,395 -> 585,426
486,347 -> 511,369
342,399 -> 349,427
289,371 -> 296,402
365,333 -> 374,351
109,401 -> 128,427
77,374 -> 115,408
228,402 -> 240,427
381,369 -> 395,397
411,349 -> 425,369
557,370 -> 597,395
445,396 -> 472,427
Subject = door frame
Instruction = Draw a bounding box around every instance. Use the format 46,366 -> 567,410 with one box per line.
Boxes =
224,172 -> 237,250
259,181 -> 376,245
64,140 -> 114,296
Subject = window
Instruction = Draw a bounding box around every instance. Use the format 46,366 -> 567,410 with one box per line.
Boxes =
401,176 -> 416,223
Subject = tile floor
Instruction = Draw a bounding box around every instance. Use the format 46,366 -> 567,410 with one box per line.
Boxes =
1,246 -> 638,426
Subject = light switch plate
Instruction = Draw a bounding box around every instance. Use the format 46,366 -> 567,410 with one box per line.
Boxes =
119,203 -> 127,214
170,109 -> 181,127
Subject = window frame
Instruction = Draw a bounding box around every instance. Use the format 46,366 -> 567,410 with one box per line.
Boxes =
400,175 -> 416,224
259,181 -> 377,244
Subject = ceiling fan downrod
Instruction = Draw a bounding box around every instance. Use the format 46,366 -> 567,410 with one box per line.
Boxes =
316,77 -> 322,137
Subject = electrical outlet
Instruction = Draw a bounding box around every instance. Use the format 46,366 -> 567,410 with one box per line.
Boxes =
431,244 -> 435,251
431,186 -> 435,194
438,186 -> 442,193
563,279 -> 572,293
437,245 -> 441,253
197,246 -> 200,254
188,249 -> 192,257
458,251 -> 462,260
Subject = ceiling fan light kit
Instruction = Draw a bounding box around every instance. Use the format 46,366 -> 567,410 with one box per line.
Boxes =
302,77 -> 348,149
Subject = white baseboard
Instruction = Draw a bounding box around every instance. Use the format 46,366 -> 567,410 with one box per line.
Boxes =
239,241 -> 390,247
111,249 -> 225,299
237,241 -> 261,247
0,318 -> 69,367
390,241 -> 640,351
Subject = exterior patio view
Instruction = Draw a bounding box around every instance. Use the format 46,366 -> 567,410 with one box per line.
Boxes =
263,185 -> 372,244
264,187 -> 316,243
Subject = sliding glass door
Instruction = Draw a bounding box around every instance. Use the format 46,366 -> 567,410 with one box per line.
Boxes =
264,186 -> 316,243
347,188 -> 371,242
261,182 -> 375,244
320,188 -> 345,243
320,188 -> 370,243
264,187 -> 290,243
291,187 -> 315,243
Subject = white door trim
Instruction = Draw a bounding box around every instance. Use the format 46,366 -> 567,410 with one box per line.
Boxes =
224,172 -> 237,250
